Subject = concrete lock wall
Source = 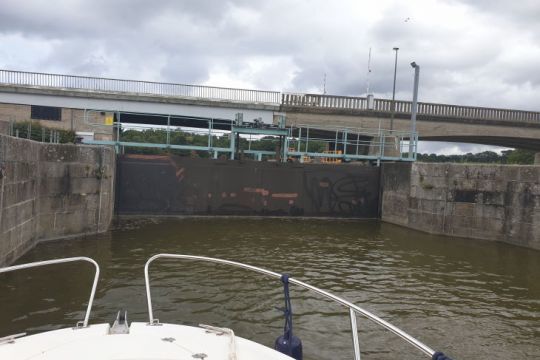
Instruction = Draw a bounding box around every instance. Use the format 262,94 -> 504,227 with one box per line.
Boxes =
381,162 -> 540,250
116,155 -> 381,218
0,134 -> 115,266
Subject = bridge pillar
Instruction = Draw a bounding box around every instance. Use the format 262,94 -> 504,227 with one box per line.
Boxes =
535,153 -> 540,165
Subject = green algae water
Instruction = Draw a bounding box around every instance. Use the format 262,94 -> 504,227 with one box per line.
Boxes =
0,218 -> 538,359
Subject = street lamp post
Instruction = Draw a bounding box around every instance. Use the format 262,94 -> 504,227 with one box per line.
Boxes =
409,62 -> 420,159
390,47 -> 399,130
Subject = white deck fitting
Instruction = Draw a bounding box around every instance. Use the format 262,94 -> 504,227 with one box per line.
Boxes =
0,323 -> 293,360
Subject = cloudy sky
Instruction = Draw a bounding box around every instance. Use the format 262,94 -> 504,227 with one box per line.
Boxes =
1,0 -> 538,154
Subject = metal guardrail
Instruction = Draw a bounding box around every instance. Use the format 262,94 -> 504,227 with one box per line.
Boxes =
292,123 -> 417,162
282,93 -> 540,124
144,253 -> 436,359
0,69 -> 281,105
0,257 -> 100,328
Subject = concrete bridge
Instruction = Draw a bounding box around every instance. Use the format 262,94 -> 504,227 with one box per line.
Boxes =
0,69 -> 539,153
282,94 -> 540,151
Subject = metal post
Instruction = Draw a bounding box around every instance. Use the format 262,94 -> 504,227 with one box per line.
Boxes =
115,112 -> 121,154
230,130 -> 236,160
391,47 -> 399,130
166,115 -> 171,147
417,133 -> 419,160
379,131 -> 386,160
305,127 -> 310,153
410,62 -> 420,159
356,133 -> 360,155
116,112 -> 121,146
208,119 -> 213,150
283,134 -> 289,163
350,308 -> 361,360
297,127 -> 302,152
343,130 -> 348,157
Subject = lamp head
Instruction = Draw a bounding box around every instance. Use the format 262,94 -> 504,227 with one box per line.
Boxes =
410,61 -> 417,68
393,47 -> 399,51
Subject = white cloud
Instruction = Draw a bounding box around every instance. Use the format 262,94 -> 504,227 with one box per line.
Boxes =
418,141 -> 512,155
0,0 -> 539,154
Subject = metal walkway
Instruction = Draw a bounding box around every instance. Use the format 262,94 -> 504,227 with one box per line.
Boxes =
82,110 -> 418,163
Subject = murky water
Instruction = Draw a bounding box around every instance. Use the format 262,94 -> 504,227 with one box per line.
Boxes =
0,218 -> 538,359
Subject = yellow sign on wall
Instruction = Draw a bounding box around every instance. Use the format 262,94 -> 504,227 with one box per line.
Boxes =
104,115 -> 114,125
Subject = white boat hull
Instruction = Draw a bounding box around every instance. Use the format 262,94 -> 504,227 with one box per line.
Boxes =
0,322 -> 293,360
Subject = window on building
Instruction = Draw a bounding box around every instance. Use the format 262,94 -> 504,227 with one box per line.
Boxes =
31,105 -> 61,121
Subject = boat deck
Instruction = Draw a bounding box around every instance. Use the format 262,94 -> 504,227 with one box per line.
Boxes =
0,322 -> 292,360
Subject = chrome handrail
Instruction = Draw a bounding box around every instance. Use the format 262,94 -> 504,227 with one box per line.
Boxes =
0,257 -> 100,328
144,254 -> 436,358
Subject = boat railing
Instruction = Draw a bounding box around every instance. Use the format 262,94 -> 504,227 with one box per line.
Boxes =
0,257 -> 100,328
144,253 -> 436,359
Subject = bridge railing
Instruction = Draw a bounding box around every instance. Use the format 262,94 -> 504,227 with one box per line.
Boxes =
281,93 -> 369,110
0,69 -> 281,105
282,93 -> 540,124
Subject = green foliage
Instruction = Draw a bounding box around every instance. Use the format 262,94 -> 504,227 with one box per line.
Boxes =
11,121 -> 76,143
120,128 -> 230,157
417,149 -> 535,165
504,149 -> 536,164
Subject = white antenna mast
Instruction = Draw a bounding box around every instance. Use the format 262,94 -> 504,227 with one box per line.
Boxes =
366,47 -> 372,94
323,73 -> 327,94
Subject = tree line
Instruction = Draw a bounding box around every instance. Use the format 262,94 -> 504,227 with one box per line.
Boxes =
417,149 -> 535,164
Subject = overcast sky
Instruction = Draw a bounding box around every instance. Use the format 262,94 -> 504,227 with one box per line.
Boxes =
1,0 -> 538,154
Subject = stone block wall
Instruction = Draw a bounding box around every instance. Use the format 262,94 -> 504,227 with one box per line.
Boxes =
380,162 -> 411,226
0,134 -> 115,266
382,162 -> 540,250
